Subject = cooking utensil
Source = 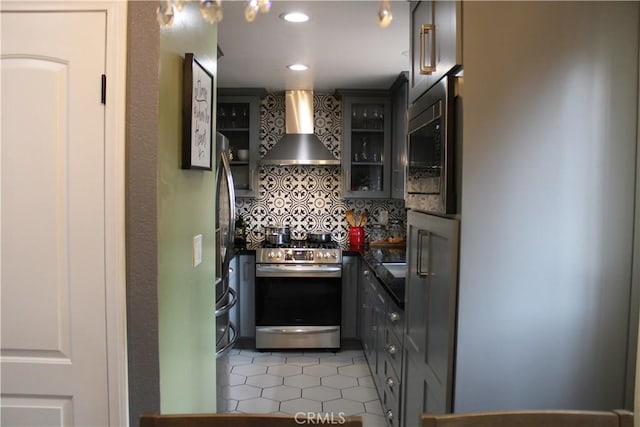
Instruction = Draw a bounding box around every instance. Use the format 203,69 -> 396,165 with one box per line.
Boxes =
264,225 -> 290,245
307,232 -> 332,243
359,209 -> 370,226
346,210 -> 356,227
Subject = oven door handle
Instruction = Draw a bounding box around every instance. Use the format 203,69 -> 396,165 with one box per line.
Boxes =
256,264 -> 342,278
259,326 -> 340,335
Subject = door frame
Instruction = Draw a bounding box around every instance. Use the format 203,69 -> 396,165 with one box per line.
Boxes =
0,1 -> 129,425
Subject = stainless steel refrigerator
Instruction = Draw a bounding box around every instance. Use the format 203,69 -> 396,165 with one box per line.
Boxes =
214,132 -> 238,412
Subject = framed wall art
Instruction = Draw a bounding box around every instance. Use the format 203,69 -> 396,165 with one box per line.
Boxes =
182,52 -> 213,170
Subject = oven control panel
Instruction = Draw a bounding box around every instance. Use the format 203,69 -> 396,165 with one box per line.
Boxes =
257,248 -> 342,264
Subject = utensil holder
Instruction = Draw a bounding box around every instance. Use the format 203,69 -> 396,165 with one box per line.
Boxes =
349,226 -> 365,252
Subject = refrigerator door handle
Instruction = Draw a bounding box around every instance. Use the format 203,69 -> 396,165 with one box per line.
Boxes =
417,229 -> 431,277
216,322 -> 238,359
215,287 -> 238,316
217,147 -> 236,275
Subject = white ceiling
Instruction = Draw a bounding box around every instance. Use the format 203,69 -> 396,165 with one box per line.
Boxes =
216,0 -> 411,93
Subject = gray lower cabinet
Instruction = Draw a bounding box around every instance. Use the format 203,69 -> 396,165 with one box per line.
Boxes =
360,265 -> 380,374
401,211 -> 459,426
381,297 -> 403,426
237,253 -> 256,339
359,262 -> 404,427
342,255 -> 359,339
228,255 -> 239,329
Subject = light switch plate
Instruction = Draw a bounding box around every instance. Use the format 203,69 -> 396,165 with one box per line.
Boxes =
193,234 -> 203,267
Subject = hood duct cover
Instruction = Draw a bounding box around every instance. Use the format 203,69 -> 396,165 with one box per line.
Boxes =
260,90 -> 340,166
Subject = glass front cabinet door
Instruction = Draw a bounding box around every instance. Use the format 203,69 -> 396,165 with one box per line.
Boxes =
338,90 -> 392,199
217,88 -> 266,198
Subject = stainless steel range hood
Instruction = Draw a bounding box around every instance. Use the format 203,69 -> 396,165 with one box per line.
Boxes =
260,90 -> 340,166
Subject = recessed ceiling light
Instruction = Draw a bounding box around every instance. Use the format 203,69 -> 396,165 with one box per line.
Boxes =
280,12 -> 309,23
287,64 -> 309,71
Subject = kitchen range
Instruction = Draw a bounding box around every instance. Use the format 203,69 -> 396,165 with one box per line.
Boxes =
254,231 -> 343,350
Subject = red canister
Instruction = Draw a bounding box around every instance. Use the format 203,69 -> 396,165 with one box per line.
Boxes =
349,226 -> 365,252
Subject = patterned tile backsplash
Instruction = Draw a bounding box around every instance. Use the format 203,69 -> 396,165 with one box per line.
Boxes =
235,93 -> 406,246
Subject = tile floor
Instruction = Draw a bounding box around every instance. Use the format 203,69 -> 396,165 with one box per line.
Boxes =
223,348 -> 387,427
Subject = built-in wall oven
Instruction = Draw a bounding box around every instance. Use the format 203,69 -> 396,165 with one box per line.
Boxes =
255,241 -> 342,350
406,74 -> 457,214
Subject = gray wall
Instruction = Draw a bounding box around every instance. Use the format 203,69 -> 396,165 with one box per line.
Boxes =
125,0 -> 220,422
456,1 -> 638,411
126,2 -> 161,425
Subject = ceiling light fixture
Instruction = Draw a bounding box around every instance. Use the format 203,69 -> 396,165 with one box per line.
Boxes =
200,0 -> 223,24
245,0 -> 271,22
377,0 -> 393,28
156,0 -> 175,27
156,1 -> 392,27
287,64 -> 309,71
280,12 -> 310,23
156,0 -> 271,27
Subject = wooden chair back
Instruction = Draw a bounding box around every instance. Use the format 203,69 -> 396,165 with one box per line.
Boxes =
140,413 -> 363,427
421,410 -> 633,427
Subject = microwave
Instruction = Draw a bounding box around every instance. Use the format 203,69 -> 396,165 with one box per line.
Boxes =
406,74 -> 456,214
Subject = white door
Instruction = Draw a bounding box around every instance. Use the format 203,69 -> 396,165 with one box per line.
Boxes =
1,8 -> 118,426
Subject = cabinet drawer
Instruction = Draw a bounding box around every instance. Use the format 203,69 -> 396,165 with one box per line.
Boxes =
385,303 -> 404,340
383,355 -> 401,404
382,374 -> 400,427
384,324 -> 402,376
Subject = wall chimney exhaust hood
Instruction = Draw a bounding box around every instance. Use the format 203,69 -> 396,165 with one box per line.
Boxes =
260,90 -> 340,166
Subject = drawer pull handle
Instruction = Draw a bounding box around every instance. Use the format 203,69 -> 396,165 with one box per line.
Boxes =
388,311 -> 400,322
386,377 -> 395,388
385,344 -> 397,355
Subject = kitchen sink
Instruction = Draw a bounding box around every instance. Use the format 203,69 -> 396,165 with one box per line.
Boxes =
381,262 -> 407,279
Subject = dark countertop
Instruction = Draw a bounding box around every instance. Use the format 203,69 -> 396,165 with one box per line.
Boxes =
232,242 -> 406,309
359,247 -> 406,309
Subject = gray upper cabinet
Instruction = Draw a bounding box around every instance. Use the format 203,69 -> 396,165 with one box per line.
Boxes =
409,1 -> 462,105
217,88 -> 266,198
336,90 -> 392,199
390,73 -> 408,200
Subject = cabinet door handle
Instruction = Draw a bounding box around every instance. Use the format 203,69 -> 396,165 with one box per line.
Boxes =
386,410 -> 394,421
420,24 -> 436,75
343,167 -> 350,194
364,270 -> 370,277
417,229 -> 431,277
388,311 -> 400,322
386,377 -> 395,388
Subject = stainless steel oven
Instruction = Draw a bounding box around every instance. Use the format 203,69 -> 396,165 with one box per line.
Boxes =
406,74 -> 457,214
255,242 -> 342,350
